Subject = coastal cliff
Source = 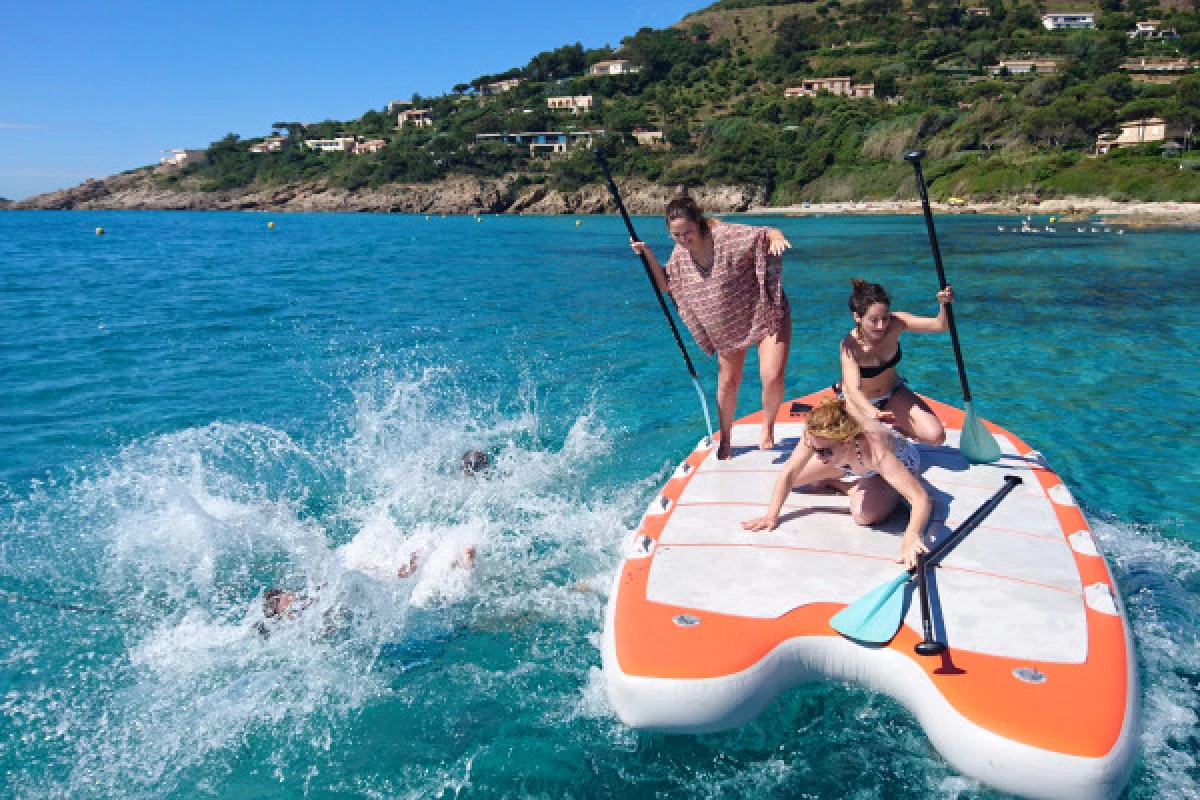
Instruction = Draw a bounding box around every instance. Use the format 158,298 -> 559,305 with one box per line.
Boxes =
9,170 -> 766,215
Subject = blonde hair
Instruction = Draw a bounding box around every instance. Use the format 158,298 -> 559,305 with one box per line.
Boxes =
805,397 -> 862,442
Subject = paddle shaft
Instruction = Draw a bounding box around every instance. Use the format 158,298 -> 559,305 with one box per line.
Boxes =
913,474 -> 1022,653
913,554 -> 944,655
593,150 -> 701,382
906,152 -> 974,404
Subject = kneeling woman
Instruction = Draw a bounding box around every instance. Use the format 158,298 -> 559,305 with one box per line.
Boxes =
840,279 -> 954,446
741,397 -> 931,568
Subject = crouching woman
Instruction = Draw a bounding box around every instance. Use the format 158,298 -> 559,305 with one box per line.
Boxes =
741,397 -> 931,568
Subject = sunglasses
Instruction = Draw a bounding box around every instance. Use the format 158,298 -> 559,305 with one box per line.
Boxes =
806,436 -> 835,459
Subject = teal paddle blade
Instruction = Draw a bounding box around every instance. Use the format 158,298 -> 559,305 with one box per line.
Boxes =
831,572 -> 912,644
960,400 -> 1002,464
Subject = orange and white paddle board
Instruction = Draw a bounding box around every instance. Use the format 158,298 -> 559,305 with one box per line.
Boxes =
602,389 -> 1138,800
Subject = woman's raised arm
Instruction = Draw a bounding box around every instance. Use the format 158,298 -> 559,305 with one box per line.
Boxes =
894,286 -> 954,334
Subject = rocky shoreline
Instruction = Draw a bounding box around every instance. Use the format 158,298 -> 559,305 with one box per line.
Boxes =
7,170 -> 1200,226
4,169 -> 765,215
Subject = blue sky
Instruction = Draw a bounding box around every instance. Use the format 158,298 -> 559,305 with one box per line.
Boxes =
1,0 -> 708,200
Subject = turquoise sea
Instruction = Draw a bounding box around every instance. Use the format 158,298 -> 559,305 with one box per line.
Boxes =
1,210 -> 1197,798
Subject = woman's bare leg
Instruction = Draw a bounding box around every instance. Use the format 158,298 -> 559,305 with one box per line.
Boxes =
715,348 -> 748,459
848,475 -> 902,525
884,387 -> 945,446
756,310 -> 792,450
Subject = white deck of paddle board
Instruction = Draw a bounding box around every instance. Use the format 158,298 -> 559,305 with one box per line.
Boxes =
645,423 -> 1089,663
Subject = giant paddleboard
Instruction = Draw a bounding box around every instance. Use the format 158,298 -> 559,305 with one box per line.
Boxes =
602,389 -> 1138,800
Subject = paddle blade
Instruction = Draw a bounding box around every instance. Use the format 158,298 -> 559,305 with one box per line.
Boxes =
960,401 -> 1002,464
831,572 -> 912,644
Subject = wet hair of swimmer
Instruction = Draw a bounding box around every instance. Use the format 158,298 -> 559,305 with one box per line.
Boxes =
664,195 -> 711,235
461,450 -> 490,476
262,588 -> 294,619
849,278 -> 891,316
805,397 -> 863,442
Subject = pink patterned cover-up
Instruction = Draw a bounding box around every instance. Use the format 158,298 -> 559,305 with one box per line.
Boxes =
664,222 -> 790,356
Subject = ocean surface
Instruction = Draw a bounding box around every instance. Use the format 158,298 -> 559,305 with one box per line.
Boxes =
0,209 -> 1196,799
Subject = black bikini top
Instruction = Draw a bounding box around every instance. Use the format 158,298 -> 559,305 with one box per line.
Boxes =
859,344 -> 902,379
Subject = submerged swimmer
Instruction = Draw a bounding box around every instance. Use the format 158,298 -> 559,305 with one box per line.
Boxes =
460,450 -> 490,476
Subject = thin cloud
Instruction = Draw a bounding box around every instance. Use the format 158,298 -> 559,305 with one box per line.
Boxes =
0,123 -> 47,130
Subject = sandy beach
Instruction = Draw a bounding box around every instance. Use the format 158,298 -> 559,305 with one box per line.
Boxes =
745,197 -> 1200,226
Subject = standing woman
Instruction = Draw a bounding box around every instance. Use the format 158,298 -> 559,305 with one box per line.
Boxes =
632,196 -> 792,460
839,279 -> 955,446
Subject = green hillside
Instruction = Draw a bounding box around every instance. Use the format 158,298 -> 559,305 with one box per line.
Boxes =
162,0 -> 1200,203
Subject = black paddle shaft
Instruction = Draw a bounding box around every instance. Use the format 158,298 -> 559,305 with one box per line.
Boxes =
592,149 -> 701,382
904,150 -> 974,404
927,475 -> 1023,567
913,474 -> 1024,655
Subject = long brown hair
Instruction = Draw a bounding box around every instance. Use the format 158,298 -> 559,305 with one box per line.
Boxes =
848,279 -> 890,316
665,195 -> 710,235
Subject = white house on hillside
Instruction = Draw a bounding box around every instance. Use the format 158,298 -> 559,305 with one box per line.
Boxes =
1042,11 -> 1094,30
989,59 -> 1058,75
482,78 -> 521,95
474,129 -> 604,156
785,78 -> 874,98
397,108 -> 434,127
588,59 -> 640,76
160,149 -> 205,167
248,136 -> 286,154
547,95 -> 593,113
305,137 -> 357,153
1095,117 -> 1180,154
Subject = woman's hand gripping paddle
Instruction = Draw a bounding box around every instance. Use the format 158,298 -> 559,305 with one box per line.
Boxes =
831,475 -> 1023,646
904,150 -> 1002,464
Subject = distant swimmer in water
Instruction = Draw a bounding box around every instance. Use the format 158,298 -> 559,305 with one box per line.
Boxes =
631,195 -> 792,460
836,279 -> 954,446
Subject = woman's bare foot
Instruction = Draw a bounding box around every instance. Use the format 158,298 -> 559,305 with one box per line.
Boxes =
717,440 -> 732,460
759,431 -> 776,451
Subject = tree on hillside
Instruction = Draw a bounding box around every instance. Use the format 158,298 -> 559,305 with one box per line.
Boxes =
524,43 -> 586,81
774,15 -> 819,56
621,26 -> 724,80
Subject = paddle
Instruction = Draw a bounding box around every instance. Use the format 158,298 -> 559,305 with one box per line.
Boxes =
831,474 -> 1023,645
593,148 -> 715,443
904,150 -> 1002,464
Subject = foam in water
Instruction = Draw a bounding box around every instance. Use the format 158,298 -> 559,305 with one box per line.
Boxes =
1,364 -> 637,797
